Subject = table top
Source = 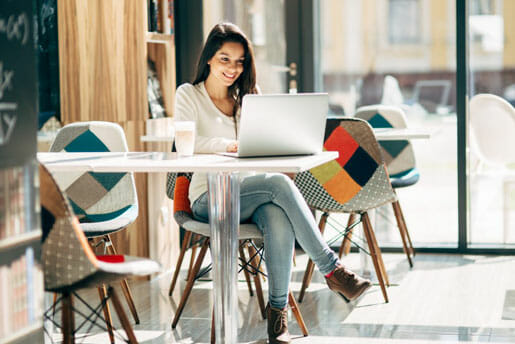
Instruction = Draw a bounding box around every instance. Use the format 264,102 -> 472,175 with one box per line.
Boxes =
37,151 -> 338,173
140,127 -> 431,143
140,135 -> 174,142
372,127 -> 431,140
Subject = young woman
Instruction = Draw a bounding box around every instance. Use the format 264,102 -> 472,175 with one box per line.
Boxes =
174,22 -> 371,344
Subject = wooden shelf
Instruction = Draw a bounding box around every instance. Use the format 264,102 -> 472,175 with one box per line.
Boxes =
0,323 -> 42,344
146,32 -> 173,44
0,230 -> 42,252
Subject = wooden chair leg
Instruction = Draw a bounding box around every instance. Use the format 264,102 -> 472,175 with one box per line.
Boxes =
169,230 -> 193,295
211,306 -> 215,344
340,213 -> 356,258
188,234 -> 201,280
108,286 -> 138,344
392,200 -> 415,255
62,292 -> 74,344
298,259 -> 315,303
98,286 -> 115,344
361,213 -> 389,303
288,291 -> 308,337
248,243 -> 266,319
239,242 -> 254,297
105,235 -> 140,324
172,238 -> 210,328
391,201 -> 414,267
362,213 -> 389,286
52,293 -> 58,318
298,212 -> 329,302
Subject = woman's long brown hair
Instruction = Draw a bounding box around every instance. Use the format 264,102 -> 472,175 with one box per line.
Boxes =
193,23 -> 257,110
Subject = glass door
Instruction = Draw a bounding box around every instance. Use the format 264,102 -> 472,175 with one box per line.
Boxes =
316,0 -> 459,248
467,0 -> 515,249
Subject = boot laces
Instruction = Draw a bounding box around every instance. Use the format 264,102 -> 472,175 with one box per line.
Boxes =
273,308 -> 288,333
336,267 -> 356,283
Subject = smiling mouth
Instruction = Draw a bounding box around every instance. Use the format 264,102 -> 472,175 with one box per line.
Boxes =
223,72 -> 236,79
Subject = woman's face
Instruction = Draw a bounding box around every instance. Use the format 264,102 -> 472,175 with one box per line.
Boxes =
208,41 -> 245,87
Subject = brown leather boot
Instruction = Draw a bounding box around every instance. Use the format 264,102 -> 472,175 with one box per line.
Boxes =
325,265 -> 372,301
267,304 -> 291,344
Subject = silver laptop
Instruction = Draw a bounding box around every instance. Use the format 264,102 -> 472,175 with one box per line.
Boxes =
221,93 -> 328,158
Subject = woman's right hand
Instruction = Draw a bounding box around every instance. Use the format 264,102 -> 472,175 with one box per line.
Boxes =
227,141 -> 238,152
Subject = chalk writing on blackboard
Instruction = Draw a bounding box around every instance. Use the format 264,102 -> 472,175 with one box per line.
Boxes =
0,104 -> 17,145
0,62 -> 14,100
0,13 -> 29,45
0,61 -> 17,145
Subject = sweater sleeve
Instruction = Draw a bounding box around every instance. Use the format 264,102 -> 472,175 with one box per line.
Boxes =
174,84 -> 234,153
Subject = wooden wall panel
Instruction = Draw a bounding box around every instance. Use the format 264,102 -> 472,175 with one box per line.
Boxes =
57,0 -> 149,257
58,0 -> 147,123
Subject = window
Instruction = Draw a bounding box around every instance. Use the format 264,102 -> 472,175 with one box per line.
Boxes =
388,0 -> 421,44
469,0 -> 495,15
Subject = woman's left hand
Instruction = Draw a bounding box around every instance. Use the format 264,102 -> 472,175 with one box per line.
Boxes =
227,141 -> 238,152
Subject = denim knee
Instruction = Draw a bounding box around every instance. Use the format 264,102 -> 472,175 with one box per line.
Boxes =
262,173 -> 296,198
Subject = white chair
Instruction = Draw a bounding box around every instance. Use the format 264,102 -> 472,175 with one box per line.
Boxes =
469,94 -> 515,242
469,94 -> 515,167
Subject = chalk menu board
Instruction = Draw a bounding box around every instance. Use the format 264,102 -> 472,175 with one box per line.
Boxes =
0,0 -> 38,168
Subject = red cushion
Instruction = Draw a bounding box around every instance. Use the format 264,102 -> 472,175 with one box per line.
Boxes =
174,176 -> 192,214
96,255 -> 125,263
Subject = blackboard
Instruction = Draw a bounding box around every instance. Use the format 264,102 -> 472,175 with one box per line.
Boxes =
0,0 -> 38,168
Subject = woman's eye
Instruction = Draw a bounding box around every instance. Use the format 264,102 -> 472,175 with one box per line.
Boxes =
237,60 -> 244,65
220,57 -> 229,62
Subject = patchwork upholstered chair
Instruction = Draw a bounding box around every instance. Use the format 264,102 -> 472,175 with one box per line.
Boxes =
354,105 -> 416,266
39,163 -> 160,344
294,117 -> 397,303
167,173 -> 308,338
49,121 -> 141,323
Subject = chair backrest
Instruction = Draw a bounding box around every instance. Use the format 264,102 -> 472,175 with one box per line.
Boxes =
354,105 -> 416,176
294,118 -> 396,213
172,173 -> 194,226
39,164 -> 99,291
469,94 -> 515,165
49,121 -> 138,223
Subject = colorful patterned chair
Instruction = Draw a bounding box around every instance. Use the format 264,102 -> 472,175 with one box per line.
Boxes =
294,117 -> 397,303
167,173 -> 308,338
354,105 -> 417,266
49,121 -> 141,324
39,163 -> 160,344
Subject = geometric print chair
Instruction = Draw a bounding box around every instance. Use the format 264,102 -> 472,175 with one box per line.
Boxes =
294,117 -> 398,303
167,172 -> 309,338
39,163 -> 160,344
354,105 -> 416,267
49,121 -> 141,324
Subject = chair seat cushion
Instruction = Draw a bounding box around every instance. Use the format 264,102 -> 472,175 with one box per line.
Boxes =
97,255 -> 161,276
390,168 -> 420,188
79,205 -> 138,237
182,219 -> 263,240
47,256 -> 161,292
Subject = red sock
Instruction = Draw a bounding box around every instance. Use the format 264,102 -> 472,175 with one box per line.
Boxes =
325,269 -> 335,278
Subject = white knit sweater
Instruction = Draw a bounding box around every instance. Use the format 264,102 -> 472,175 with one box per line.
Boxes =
174,82 -> 253,203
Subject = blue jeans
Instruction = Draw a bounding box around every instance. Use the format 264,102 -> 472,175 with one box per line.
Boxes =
191,173 -> 339,309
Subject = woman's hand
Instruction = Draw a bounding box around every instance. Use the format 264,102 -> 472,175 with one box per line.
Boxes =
227,141 -> 238,152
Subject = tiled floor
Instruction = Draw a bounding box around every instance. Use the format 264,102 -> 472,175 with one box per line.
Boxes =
44,251 -> 515,343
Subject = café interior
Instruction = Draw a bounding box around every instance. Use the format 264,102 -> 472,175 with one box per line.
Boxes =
2,0 -> 515,343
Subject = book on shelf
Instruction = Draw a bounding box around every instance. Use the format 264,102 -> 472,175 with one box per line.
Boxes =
0,247 -> 41,339
148,0 -> 158,32
147,0 -> 174,35
0,166 -> 27,241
